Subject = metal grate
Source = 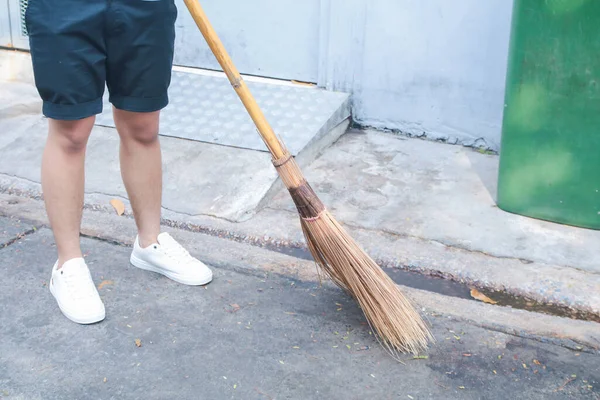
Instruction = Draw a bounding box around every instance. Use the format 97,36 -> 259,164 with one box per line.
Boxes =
20,0 -> 29,36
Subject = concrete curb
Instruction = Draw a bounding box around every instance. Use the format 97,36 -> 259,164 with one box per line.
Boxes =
1,193 -> 598,352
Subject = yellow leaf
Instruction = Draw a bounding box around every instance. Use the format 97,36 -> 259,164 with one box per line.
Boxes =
110,199 -> 125,216
470,288 -> 498,304
97,280 -> 114,290
135,339 -> 142,347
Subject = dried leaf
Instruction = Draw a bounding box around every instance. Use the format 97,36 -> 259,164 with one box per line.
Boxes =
228,304 -> 240,313
110,199 -> 125,216
470,288 -> 498,304
493,370 -> 497,375
459,386 -> 465,389
279,360 -> 285,365
97,280 -> 114,290
103,377 -> 107,383
463,353 -> 472,357
413,355 -> 429,360
292,346 -> 300,349
408,396 -> 414,399
291,80 -> 316,87
135,339 -> 142,347
533,359 -> 541,365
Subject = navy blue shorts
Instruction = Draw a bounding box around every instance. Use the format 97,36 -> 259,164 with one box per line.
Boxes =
25,0 -> 177,120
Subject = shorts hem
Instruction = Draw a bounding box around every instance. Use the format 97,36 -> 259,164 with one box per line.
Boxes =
42,99 -> 103,121
110,94 -> 169,113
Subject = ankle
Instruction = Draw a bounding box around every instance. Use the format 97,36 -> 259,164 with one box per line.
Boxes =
57,253 -> 84,269
138,234 -> 159,249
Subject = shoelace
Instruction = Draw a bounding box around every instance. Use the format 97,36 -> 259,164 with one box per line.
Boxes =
63,268 -> 96,301
161,237 -> 195,262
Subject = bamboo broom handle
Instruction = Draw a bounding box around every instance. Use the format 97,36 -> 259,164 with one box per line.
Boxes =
183,0 -> 285,159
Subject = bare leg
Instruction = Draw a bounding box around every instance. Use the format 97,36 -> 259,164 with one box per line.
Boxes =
113,108 -> 162,248
42,117 -> 94,267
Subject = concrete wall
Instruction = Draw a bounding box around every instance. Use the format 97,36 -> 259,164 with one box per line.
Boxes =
320,0 -> 514,150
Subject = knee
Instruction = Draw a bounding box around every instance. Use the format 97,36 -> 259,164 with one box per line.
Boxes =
49,118 -> 93,154
125,121 -> 159,146
115,110 -> 159,146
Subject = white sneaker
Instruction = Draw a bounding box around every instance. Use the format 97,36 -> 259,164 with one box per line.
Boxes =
49,258 -> 106,324
130,233 -> 213,286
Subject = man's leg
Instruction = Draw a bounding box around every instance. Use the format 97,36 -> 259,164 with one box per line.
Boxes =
106,0 -> 211,285
113,107 -> 213,285
27,0 -> 108,323
113,108 -> 162,248
42,117 -> 94,266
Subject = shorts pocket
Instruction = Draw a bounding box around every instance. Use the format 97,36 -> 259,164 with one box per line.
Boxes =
24,0 -> 37,35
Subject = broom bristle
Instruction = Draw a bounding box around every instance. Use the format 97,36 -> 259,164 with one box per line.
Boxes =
274,151 -> 434,355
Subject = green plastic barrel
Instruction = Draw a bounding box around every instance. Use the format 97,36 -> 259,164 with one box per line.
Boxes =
497,0 -> 600,230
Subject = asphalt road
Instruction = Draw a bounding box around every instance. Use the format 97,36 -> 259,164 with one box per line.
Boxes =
0,216 -> 598,399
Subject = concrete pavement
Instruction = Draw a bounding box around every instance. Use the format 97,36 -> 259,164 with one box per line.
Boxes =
0,215 -> 598,399
0,42 -> 600,399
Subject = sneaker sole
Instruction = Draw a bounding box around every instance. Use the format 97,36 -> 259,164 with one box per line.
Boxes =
49,280 -> 106,325
130,253 -> 213,286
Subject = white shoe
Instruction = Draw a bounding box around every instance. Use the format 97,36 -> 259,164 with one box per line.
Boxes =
49,258 -> 106,324
130,233 -> 213,286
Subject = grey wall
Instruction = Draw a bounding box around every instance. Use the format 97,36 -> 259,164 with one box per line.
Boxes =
173,0 -> 321,82
320,0 -> 514,150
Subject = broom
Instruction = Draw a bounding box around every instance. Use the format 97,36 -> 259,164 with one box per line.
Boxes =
183,0 -> 433,355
